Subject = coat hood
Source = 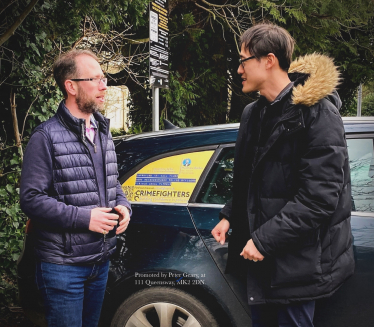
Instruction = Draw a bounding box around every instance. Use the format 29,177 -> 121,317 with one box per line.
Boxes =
289,53 -> 341,107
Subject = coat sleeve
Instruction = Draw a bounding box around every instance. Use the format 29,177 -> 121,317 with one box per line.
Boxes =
219,198 -> 232,221
251,104 -> 347,257
115,181 -> 132,216
218,102 -> 256,223
20,131 -> 91,230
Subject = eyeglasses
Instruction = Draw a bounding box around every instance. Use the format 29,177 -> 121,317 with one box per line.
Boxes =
239,56 -> 256,68
70,77 -> 107,85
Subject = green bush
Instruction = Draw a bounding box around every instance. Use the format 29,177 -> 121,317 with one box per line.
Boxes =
0,146 -> 28,308
110,127 -> 127,137
362,93 -> 374,116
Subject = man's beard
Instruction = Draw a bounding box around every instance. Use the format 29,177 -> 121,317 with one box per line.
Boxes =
76,88 -> 103,114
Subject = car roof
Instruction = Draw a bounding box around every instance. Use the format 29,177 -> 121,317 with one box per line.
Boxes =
114,123 -> 240,142
342,116 -> 374,133
115,116 -> 374,143
115,117 -> 374,177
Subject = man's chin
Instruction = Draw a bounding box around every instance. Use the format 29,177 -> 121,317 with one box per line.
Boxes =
242,86 -> 256,94
77,101 -> 104,114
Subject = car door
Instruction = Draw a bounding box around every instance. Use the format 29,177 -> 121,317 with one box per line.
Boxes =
187,144 -> 251,312
313,134 -> 374,327
189,134 -> 374,326
107,145 -> 253,327
111,147 -> 217,281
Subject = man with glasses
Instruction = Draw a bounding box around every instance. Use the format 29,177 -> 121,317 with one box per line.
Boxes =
20,49 -> 131,327
212,23 -> 354,326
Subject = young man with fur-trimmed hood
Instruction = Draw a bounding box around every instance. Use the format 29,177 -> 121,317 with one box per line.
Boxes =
212,23 -> 354,327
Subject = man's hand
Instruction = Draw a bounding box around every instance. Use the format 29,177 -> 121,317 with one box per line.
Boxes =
211,218 -> 230,245
114,205 -> 130,234
240,239 -> 264,262
89,207 -> 119,234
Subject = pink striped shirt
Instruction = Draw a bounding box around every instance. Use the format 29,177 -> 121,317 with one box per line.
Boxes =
85,116 -> 97,143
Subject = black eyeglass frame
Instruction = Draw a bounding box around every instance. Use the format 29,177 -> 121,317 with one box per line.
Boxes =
239,55 -> 256,67
70,77 -> 107,85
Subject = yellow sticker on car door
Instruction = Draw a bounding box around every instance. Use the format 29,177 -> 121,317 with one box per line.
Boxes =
122,150 -> 214,204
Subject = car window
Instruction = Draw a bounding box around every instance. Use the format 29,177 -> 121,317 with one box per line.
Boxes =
347,138 -> 374,212
122,150 -> 214,204
196,147 -> 234,204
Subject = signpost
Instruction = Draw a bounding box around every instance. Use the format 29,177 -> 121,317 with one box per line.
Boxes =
149,0 -> 169,131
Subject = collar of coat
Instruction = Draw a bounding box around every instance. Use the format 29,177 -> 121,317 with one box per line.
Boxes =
288,53 -> 340,107
56,100 -> 110,137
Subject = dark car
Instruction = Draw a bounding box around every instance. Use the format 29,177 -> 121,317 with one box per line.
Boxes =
18,117 -> 374,327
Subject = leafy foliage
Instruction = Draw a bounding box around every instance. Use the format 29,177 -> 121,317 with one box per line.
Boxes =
124,0 -> 374,130
0,146 -> 28,306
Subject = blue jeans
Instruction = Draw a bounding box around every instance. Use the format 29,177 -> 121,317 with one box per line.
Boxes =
35,260 -> 110,327
251,301 -> 315,327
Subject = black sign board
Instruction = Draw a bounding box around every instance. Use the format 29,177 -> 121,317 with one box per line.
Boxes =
149,0 -> 169,88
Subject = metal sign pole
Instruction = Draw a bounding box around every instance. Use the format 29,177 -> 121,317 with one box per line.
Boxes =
152,86 -> 159,131
149,0 -> 169,131
357,83 -> 362,117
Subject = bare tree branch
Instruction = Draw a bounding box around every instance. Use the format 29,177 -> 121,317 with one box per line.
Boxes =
21,94 -> 39,140
10,89 -> 23,159
0,0 -> 39,47
0,170 -> 18,178
0,0 -> 18,16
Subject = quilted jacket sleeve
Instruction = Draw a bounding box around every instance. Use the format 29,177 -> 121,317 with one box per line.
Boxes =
115,181 -> 132,216
251,102 -> 347,256
20,131 -> 91,230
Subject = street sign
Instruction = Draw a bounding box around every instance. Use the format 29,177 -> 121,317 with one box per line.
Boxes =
149,0 -> 169,89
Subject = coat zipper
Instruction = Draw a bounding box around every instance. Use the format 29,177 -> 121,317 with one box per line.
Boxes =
81,122 -> 102,206
251,106 -> 267,176
81,122 -> 107,258
252,109 -> 302,175
98,125 -> 109,260
99,129 -> 108,208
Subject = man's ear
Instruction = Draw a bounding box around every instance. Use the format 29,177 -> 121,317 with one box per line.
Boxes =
265,53 -> 277,70
64,79 -> 77,96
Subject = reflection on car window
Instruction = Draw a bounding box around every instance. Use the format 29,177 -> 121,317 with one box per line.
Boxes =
196,147 -> 235,204
347,138 -> 374,212
122,151 -> 214,204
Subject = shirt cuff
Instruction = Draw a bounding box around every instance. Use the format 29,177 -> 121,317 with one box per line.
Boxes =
75,208 -> 92,229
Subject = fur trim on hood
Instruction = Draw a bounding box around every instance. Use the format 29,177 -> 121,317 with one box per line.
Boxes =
289,53 -> 340,107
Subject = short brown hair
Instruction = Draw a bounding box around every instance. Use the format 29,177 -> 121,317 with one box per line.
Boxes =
53,49 -> 99,97
240,23 -> 295,72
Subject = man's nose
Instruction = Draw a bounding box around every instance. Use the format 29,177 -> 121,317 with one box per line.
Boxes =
237,64 -> 244,75
99,80 -> 107,90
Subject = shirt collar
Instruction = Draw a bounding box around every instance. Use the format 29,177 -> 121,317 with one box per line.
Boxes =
270,82 -> 294,106
88,115 -> 98,130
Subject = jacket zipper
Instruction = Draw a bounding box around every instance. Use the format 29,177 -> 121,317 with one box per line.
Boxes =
99,130 -> 108,208
251,106 -> 267,176
81,122 -> 107,258
81,122 -> 103,206
252,109 -> 302,176
98,125 -> 109,260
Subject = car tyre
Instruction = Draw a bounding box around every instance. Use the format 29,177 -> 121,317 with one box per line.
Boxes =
110,287 -> 219,327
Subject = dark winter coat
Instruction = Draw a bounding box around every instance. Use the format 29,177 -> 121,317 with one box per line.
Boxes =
220,54 -> 354,304
20,101 -> 131,265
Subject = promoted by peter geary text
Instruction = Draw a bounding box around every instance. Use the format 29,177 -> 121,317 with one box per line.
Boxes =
134,271 -> 206,287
